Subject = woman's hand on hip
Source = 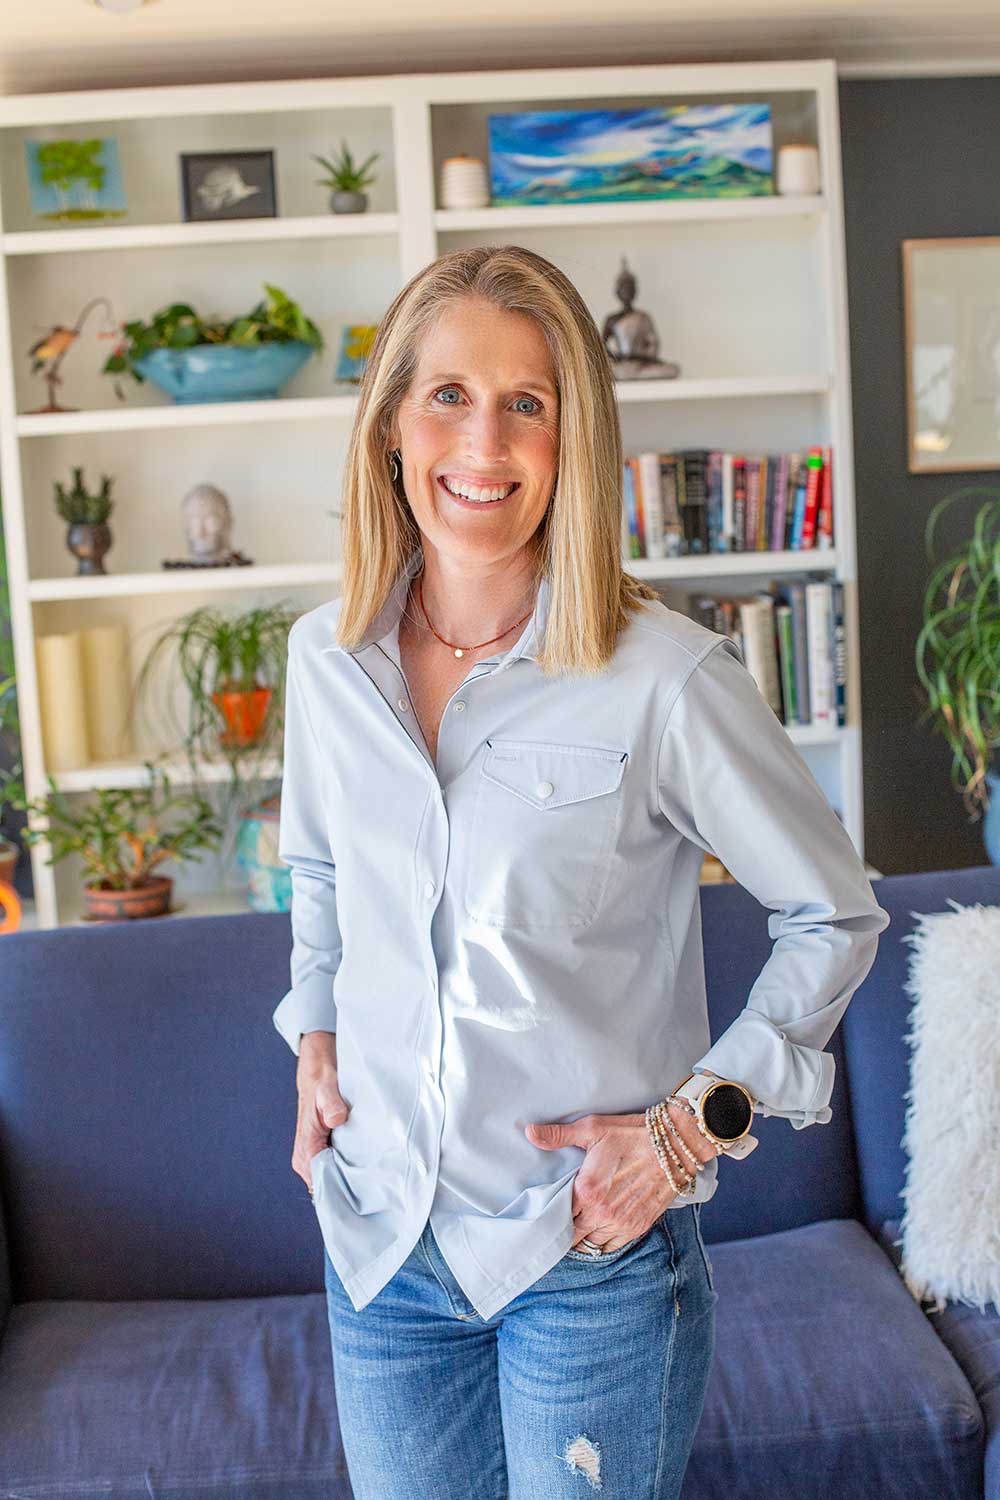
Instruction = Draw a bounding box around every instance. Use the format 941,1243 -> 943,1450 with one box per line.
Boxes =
293,1030 -> 349,1192
525,1104 -> 720,1253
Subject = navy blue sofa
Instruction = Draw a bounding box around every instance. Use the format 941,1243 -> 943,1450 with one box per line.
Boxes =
0,864 -> 998,1498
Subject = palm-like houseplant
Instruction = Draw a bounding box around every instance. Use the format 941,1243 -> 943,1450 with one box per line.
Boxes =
915,485 -> 1000,857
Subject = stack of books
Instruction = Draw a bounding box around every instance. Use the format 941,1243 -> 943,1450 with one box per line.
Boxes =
686,577 -> 846,729
622,447 -> 834,559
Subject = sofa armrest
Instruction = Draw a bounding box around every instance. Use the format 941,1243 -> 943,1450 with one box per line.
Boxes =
878,1217 -> 1000,1500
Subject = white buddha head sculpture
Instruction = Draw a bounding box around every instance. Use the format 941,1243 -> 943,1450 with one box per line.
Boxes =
182,483 -> 232,562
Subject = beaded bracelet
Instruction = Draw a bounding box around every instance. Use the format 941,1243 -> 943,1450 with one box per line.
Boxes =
660,1106 -> 703,1175
652,1102 -> 700,1195
645,1102 -> 697,1196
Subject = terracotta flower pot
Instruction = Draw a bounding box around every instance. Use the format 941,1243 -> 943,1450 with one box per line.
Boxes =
0,838 -> 18,887
83,874 -> 173,922
212,685 -> 272,748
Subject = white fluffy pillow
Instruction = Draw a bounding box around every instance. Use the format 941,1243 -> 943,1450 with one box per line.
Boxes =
899,898 -> 1000,1314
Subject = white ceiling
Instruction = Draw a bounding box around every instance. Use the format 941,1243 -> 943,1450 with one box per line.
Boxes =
4,0 -> 1000,95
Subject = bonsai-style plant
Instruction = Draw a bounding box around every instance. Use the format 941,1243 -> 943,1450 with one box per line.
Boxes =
53,464 -> 115,575
131,601 -> 297,832
915,485 -> 1000,833
10,762 -> 223,921
311,141 -> 380,213
102,282 -> 325,389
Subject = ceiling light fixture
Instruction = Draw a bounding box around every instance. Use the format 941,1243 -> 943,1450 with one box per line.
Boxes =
91,0 -> 150,14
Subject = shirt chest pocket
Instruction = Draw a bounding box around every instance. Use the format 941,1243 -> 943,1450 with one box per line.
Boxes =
463,739 -> 629,930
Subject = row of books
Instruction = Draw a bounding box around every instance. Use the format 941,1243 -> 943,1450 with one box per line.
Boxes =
688,576 -> 846,728
622,447 -> 835,559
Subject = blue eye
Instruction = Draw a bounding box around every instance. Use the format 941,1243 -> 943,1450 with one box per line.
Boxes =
433,386 -> 541,414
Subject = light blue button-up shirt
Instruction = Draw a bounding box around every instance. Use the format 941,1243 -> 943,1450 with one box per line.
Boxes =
273,545 -> 890,1320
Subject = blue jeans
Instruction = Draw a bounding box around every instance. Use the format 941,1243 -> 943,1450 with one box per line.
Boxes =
323,1202 -> 718,1499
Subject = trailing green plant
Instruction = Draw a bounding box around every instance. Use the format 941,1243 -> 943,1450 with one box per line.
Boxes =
130,600 -> 298,830
915,485 -> 1000,820
103,283 -> 325,387
311,140 -> 381,193
53,464 -> 114,524
10,762 -> 223,890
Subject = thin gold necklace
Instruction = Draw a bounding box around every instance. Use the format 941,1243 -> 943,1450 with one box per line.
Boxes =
416,571 -> 536,660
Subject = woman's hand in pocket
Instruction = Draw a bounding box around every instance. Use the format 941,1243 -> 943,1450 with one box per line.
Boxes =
293,1030 -> 350,1192
526,1106 -> 720,1252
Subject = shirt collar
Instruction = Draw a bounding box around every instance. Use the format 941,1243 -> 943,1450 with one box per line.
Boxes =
322,546 -> 551,666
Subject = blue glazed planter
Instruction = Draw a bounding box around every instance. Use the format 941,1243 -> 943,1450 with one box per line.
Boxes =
133,341 -> 315,403
984,770 -> 1000,866
235,795 -> 291,914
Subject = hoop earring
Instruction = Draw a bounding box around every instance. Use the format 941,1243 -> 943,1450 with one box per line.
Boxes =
390,450 -> 401,483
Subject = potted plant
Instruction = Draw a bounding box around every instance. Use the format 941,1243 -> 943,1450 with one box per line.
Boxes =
132,601 -> 296,822
101,283 -> 325,404
54,464 -> 115,575
311,141 -> 381,214
915,485 -> 1000,863
0,498 -> 24,893
9,762 -> 222,921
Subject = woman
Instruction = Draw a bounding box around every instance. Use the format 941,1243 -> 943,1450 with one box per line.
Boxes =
273,244 -> 890,1499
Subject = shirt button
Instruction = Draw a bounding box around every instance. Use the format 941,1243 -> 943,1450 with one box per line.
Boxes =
414,1155 -> 429,1177
453,701 -> 466,712
398,697 -> 410,711
536,780 -> 554,798
424,880 -> 435,898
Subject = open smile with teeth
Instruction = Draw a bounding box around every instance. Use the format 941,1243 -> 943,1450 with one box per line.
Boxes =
438,475 -> 520,504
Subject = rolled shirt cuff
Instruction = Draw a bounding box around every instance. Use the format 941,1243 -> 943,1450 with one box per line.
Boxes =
691,1010 -> 837,1130
272,976 -> 338,1057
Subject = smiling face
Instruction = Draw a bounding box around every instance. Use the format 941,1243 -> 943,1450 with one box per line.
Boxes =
390,295 -> 560,568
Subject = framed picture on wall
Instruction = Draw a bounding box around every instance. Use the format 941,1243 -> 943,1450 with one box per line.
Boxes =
903,236 -> 1000,473
179,150 -> 277,222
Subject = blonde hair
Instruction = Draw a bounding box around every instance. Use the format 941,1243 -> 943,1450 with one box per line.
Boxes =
336,243 -> 660,676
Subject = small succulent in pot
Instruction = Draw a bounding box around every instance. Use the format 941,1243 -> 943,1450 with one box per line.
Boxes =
311,140 -> 380,214
54,464 -> 114,575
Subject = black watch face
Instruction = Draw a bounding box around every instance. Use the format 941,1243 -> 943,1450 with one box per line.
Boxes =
703,1083 -> 752,1141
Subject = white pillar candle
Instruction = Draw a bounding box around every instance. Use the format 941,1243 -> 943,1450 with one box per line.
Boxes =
35,631 -> 90,771
80,623 -> 134,762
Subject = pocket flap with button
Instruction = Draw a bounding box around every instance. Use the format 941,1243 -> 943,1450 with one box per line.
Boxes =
481,740 -> 628,809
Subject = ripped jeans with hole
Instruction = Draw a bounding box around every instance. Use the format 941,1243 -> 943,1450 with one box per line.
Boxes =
322,1201 -> 717,1500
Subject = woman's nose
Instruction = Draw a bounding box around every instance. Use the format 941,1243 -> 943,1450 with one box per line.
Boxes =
459,405 -> 510,459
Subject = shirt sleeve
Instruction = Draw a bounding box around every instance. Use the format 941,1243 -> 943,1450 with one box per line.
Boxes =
655,634 -> 890,1129
271,627 -> 342,1056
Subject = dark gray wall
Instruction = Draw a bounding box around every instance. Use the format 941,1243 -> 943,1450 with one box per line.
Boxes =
839,75 -> 1000,875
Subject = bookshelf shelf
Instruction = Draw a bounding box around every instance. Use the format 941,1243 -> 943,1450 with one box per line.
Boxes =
0,59 -> 864,928
16,394 -> 359,437
2,212 -> 401,257
433,195 -> 826,232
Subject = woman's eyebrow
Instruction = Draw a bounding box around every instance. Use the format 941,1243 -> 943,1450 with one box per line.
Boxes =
423,371 -> 557,396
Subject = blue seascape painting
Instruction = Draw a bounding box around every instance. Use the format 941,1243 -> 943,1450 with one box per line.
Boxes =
487,103 -> 774,206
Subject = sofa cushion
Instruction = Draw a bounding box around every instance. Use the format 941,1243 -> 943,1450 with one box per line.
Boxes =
879,1216 -> 1000,1500
0,910 -> 319,1302
684,1217 -> 984,1499
697,878 -> 863,1244
0,1293 -> 351,1499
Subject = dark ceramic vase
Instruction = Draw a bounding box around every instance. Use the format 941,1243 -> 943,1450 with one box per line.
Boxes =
66,521 -> 112,575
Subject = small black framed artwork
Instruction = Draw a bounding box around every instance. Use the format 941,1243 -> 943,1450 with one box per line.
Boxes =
179,150 -> 278,222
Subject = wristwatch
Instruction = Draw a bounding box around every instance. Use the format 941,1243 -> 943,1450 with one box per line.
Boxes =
671,1071 -> 759,1160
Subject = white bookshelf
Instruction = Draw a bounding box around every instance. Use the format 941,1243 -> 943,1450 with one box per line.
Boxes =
0,59 -> 862,929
